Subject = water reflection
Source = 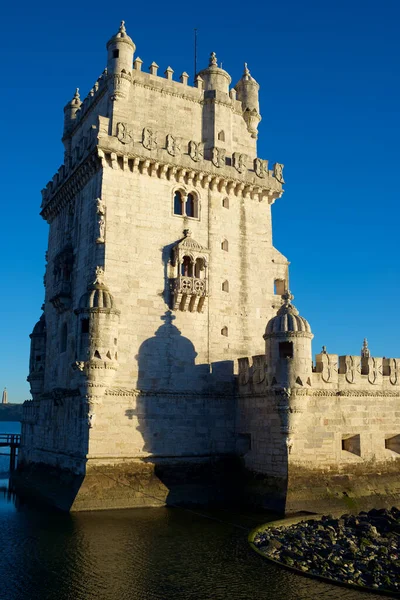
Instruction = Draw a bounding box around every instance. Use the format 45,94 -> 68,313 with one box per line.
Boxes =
0,497 -> 393,600
0,423 -> 392,599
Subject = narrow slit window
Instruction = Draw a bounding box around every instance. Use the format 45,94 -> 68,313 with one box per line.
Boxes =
221,239 -> 229,252
222,280 -> 229,292
60,323 -> 67,353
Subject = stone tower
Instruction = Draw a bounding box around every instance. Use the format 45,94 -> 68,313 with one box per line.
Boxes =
19,22 -> 288,511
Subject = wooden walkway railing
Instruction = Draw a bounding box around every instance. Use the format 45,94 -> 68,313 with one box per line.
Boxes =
0,434 -> 21,472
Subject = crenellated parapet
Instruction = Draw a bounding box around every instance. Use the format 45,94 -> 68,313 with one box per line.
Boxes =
313,346 -> 400,389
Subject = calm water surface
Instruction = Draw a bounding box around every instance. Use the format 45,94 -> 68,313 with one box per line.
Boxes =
0,423 -> 394,600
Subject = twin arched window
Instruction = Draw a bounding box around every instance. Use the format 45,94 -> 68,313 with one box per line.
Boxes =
181,256 -> 205,278
174,191 -> 199,218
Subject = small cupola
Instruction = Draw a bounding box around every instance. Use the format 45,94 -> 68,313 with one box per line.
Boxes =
78,280 -> 116,311
264,291 -> 312,338
197,52 -> 231,94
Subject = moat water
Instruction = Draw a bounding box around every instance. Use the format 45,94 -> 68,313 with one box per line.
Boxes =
0,423 -> 393,600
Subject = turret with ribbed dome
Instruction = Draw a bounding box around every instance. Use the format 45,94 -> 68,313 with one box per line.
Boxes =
264,291 -> 313,388
74,268 -> 120,380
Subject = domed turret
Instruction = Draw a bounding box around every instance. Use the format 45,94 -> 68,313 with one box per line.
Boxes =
106,21 -> 135,76
79,281 -> 116,310
264,291 -> 313,388
197,52 -> 231,95
75,268 -> 120,382
234,64 -> 261,138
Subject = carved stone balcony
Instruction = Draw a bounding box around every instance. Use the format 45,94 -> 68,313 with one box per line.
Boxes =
50,280 -> 72,313
172,276 -> 207,312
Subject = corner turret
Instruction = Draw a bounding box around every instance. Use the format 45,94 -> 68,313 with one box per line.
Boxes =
234,64 -> 261,138
198,52 -> 231,95
74,268 -> 120,386
264,291 -> 313,388
106,20 -> 135,76
27,313 -> 47,399
63,88 -> 81,136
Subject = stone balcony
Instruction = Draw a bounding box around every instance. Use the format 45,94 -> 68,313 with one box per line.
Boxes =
172,276 -> 207,312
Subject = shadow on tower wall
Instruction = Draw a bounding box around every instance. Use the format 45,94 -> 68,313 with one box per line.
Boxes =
124,310 -> 239,508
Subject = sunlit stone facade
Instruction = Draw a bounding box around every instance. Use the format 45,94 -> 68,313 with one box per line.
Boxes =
19,23 -> 400,513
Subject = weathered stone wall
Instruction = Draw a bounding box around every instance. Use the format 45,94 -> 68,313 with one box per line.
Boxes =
236,351 -> 400,513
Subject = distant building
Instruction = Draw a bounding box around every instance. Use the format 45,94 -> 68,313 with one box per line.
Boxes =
2,388 -> 8,405
18,22 -> 400,513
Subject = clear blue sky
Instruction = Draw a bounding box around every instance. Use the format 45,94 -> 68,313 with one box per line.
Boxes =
1,0 -> 399,402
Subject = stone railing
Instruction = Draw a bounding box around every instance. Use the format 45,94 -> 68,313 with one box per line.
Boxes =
174,276 -> 207,296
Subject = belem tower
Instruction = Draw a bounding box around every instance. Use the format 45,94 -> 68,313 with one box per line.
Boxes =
18,22 -> 400,512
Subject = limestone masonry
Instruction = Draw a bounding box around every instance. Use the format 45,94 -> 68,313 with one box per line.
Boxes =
18,22 -> 400,512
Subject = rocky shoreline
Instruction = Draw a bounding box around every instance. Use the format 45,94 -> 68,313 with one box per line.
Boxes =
253,508 -> 400,594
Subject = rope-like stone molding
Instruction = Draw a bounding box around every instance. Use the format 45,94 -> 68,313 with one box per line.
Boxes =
104,387 -> 234,399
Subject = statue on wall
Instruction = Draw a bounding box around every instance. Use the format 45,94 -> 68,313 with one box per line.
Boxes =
96,198 -> 106,243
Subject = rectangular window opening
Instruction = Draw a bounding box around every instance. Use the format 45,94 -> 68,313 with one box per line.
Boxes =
279,341 -> 293,359
341,434 -> 361,456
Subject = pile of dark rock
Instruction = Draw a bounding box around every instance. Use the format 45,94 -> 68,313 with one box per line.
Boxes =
254,508 -> 400,593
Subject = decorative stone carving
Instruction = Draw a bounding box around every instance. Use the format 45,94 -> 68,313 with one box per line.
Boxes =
142,127 -> 158,150
232,152 -> 246,173
94,266 -> 105,284
211,147 -> 226,168
116,122 -> 133,144
321,352 -> 338,383
345,355 -> 355,384
188,140 -> 204,162
166,134 -> 181,157
238,357 -> 250,387
252,355 -> 267,384
254,158 -> 267,178
96,198 -> 106,244
368,357 -> 382,385
273,162 -> 285,184
389,358 -> 399,385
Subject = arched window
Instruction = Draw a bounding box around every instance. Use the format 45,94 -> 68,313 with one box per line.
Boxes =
185,193 -> 198,218
222,280 -> 229,292
221,239 -> 229,252
221,326 -> 228,337
222,197 -> 229,209
60,323 -> 67,353
181,256 -> 193,276
174,191 -> 183,215
218,130 -> 225,142
194,258 -> 205,278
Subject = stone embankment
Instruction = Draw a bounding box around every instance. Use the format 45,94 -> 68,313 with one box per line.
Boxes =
253,508 -> 400,594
